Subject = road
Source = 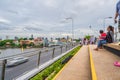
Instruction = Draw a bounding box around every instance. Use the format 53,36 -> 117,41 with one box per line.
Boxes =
2,45 -> 73,80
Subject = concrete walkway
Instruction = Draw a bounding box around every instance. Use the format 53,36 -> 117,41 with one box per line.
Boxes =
54,46 -> 91,80
90,45 -> 120,80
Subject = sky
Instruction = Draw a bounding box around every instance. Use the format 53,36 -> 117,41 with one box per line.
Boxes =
0,0 -> 118,39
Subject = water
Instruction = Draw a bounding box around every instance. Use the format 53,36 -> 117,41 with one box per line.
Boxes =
0,48 -> 39,59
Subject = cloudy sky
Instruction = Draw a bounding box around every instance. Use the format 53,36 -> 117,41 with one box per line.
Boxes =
0,0 -> 118,39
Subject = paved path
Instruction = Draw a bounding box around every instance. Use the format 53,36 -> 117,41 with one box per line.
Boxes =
90,45 -> 120,80
54,46 -> 91,80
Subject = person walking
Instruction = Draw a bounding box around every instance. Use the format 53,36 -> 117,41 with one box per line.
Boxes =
113,1 -> 120,67
114,0 -> 120,33
90,35 -> 95,44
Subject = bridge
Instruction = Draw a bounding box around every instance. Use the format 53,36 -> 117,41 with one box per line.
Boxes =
0,42 -> 120,80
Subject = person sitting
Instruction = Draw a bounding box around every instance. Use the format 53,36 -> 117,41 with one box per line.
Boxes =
105,25 -> 114,43
94,30 -> 107,51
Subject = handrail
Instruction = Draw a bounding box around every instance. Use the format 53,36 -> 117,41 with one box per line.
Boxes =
0,44 -> 72,60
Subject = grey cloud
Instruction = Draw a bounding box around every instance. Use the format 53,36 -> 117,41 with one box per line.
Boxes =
0,24 -> 13,30
0,0 -> 117,38
24,26 -> 43,32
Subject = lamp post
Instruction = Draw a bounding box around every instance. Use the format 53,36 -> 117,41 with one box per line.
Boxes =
103,17 -> 112,31
115,27 -> 118,42
65,17 -> 74,42
89,25 -> 99,36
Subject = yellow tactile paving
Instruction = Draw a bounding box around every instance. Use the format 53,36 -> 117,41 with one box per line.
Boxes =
89,46 -> 97,80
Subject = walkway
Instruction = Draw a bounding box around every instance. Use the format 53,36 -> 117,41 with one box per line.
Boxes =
54,46 -> 91,80
54,45 -> 120,80
90,45 -> 120,80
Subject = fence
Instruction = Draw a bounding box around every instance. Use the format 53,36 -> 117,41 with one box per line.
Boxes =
0,42 -> 79,80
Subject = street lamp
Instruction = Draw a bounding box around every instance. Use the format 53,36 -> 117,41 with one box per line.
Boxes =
103,17 -> 112,31
65,17 -> 74,42
89,25 -> 99,36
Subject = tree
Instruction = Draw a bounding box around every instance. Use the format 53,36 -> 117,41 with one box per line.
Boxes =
11,43 -> 16,47
23,38 -> 28,40
29,42 -> 34,47
85,35 -> 91,40
18,38 -> 24,42
0,41 -> 6,46
29,38 -> 34,40
22,44 -> 27,48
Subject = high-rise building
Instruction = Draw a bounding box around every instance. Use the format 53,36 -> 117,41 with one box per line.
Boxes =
67,36 -> 69,40
14,36 -> 19,40
51,37 -> 53,42
31,34 -> 33,38
0,38 -> 2,40
43,38 -> 49,47
6,35 -> 9,40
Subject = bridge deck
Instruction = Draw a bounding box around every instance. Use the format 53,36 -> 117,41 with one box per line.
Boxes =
54,46 -> 91,80
90,45 -> 120,80
53,45 -> 120,80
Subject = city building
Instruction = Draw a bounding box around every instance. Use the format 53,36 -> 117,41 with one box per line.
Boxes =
13,40 -> 19,45
6,35 -> 9,40
50,38 -> 53,42
31,34 -> 34,39
0,38 -> 2,41
43,38 -> 49,47
20,40 -> 34,45
34,37 -> 43,46
14,36 -> 19,40
60,38 -> 67,42
6,42 -> 11,47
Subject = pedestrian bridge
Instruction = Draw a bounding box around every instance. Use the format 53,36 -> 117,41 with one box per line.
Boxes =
53,43 -> 120,80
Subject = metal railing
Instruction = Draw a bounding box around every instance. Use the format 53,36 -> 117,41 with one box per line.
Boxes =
0,42 -> 79,80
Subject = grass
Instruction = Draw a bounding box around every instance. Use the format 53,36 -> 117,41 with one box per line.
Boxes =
30,46 -> 81,80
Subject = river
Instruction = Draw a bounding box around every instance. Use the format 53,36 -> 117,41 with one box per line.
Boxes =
0,48 -> 40,59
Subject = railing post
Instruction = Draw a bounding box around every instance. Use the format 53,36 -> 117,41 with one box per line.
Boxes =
72,43 -> 74,48
52,48 -> 55,59
69,44 -> 71,49
1,59 -> 7,80
60,46 -> 63,54
66,45 -> 67,51
37,51 -> 41,67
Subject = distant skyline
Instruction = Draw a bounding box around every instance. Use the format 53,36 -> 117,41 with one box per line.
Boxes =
0,0 -> 118,39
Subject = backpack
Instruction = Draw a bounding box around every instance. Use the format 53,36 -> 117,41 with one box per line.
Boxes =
105,32 -> 113,43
